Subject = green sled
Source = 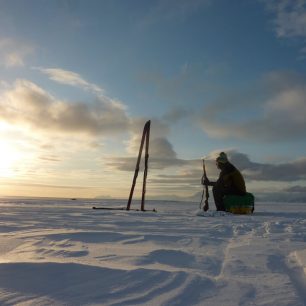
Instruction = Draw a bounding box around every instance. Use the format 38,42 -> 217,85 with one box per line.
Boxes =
223,192 -> 255,214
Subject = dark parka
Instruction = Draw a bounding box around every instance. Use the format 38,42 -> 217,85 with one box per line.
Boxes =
215,162 -> 246,195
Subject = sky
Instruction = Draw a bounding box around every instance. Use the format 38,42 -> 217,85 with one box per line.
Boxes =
0,0 -> 306,201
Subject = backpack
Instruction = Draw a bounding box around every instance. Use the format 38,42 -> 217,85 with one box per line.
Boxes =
223,192 -> 255,214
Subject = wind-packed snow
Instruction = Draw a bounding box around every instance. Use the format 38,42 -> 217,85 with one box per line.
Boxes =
0,198 -> 305,306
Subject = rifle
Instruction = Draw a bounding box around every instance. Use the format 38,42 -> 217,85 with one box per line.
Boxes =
199,158 -> 209,211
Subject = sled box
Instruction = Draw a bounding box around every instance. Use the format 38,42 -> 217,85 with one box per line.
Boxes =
224,192 -> 255,214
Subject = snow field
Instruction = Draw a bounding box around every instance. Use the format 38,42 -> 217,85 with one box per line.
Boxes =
0,198 -> 305,305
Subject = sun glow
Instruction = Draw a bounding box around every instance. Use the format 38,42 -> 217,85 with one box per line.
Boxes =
0,140 -> 22,178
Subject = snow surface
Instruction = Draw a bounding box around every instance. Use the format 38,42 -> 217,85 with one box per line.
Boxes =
0,198 -> 306,306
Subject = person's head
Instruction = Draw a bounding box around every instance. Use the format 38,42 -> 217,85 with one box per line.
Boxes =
216,152 -> 228,169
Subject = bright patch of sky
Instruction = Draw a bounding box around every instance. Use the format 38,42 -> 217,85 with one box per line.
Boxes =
0,0 -> 306,200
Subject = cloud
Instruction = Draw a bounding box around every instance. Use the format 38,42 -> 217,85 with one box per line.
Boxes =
107,155 -> 189,172
150,168 -> 202,186
107,146 -> 306,187
261,0 -> 306,39
0,37 -> 34,67
126,118 -> 171,152
150,137 -> 177,158
257,157 -> 306,181
0,73 -> 189,174
38,155 -> 61,162
197,70 -> 306,142
105,115 -> 194,171
109,116 -> 198,171
35,67 -> 104,94
285,185 -> 306,192
0,79 -> 130,136
106,146 -> 306,203
214,150 -> 306,182
108,134 -> 190,171
0,180 -> 90,190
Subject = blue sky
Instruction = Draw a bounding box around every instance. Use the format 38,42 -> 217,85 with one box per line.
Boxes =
0,0 -> 306,201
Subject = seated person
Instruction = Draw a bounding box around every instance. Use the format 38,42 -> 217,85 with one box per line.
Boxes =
203,152 -> 246,211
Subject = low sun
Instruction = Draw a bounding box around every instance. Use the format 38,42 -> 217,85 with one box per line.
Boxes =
0,141 -> 21,178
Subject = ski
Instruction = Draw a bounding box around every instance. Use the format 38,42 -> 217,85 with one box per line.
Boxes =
92,206 -> 157,212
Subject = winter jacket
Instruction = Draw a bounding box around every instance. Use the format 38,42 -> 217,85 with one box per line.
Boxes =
216,162 -> 246,195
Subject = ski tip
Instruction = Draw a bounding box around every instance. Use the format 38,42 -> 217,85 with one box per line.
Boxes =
142,208 -> 157,212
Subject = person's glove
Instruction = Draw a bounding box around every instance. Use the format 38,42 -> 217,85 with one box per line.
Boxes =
201,177 -> 210,185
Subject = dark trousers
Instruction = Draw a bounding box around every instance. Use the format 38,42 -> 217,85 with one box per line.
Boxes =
212,185 -> 245,211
